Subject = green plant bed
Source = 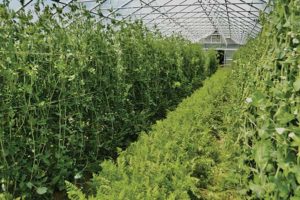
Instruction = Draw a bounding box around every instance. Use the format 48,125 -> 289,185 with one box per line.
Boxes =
66,68 -> 245,199
64,0 -> 300,199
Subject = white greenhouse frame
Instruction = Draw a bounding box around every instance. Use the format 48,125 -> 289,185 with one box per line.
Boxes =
5,0 -> 270,44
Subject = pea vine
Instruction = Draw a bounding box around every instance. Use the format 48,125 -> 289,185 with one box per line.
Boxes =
233,0 -> 300,198
0,2 -> 217,199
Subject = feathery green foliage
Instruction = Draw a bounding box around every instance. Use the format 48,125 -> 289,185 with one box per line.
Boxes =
66,68 -> 244,199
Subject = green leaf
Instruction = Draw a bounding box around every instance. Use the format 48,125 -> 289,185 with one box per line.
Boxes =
277,112 -> 295,124
36,187 -> 48,195
254,140 -> 272,169
293,78 -> 300,91
26,182 -> 34,189
251,91 -> 266,107
249,183 -> 265,197
274,104 -> 295,124
291,166 -> 300,184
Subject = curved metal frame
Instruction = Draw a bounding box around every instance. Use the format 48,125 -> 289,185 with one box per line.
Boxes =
7,0 -> 269,44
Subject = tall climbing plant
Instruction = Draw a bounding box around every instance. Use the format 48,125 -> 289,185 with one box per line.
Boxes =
0,2 -> 216,199
233,0 -> 300,198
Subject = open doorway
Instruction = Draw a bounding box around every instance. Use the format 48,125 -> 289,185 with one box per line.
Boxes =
217,50 -> 225,65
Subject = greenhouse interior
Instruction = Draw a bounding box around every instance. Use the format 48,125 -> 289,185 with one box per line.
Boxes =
0,0 -> 300,199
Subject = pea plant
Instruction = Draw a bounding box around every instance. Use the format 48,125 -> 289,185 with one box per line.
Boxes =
232,0 -> 300,198
0,2 -> 216,198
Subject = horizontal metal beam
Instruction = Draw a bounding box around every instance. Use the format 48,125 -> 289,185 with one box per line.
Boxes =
141,16 -> 261,30
142,16 -> 258,20
97,2 -> 266,10
121,11 -> 261,16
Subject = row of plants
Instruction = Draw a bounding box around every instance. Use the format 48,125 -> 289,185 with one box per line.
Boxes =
0,2 -> 217,199
65,0 -> 300,199
65,68 -> 244,199
231,0 -> 300,199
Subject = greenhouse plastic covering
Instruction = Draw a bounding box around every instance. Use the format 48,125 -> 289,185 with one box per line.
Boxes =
3,0 -> 269,44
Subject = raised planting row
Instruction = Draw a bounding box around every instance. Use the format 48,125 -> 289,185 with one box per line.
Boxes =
66,68 -> 245,199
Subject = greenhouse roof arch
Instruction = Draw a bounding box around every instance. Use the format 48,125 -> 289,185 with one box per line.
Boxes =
5,0 -> 269,44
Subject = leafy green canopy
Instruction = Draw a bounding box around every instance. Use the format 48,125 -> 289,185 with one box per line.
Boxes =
66,68 -> 244,200
232,0 -> 300,199
0,3 -> 217,199
65,0 -> 300,199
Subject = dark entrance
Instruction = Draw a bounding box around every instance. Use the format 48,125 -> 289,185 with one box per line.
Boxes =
217,50 -> 225,65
